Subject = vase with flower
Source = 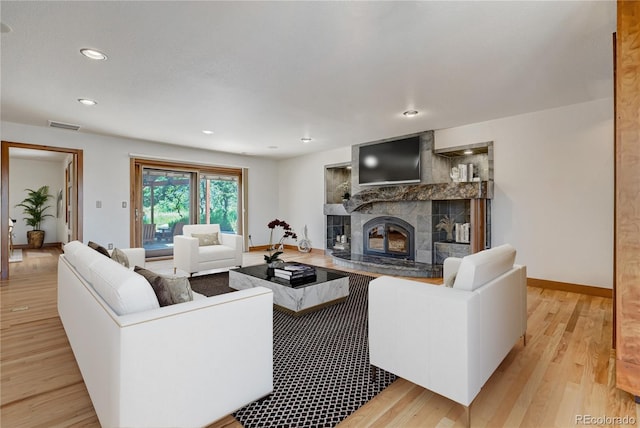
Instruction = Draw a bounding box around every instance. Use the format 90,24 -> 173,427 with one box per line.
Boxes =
264,219 -> 298,269
436,215 -> 456,242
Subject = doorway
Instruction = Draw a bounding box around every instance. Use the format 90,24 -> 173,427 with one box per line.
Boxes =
1,141 -> 83,280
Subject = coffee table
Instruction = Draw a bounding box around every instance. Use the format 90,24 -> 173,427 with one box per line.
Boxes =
229,263 -> 349,316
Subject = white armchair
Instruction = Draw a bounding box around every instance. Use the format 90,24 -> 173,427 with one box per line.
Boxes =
368,244 -> 527,423
173,224 -> 243,275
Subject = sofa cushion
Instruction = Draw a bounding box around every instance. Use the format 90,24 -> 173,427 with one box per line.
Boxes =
135,266 -> 173,306
90,258 -> 160,315
192,232 -> 221,247
63,240 -> 85,265
66,242 -> 108,282
444,273 -> 456,288
110,248 -> 130,268
183,223 -> 221,238
198,244 -> 236,262
134,266 -> 194,307
88,241 -> 110,258
453,244 -> 516,291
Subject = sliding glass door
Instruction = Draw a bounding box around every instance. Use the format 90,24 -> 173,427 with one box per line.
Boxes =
141,168 -> 193,258
132,159 -> 244,258
199,174 -> 239,233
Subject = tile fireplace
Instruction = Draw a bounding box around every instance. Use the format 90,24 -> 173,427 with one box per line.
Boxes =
325,131 -> 493,277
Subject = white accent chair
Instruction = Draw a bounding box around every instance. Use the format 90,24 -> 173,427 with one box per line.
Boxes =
173,224 -> 243,275
368,244 -> 527,424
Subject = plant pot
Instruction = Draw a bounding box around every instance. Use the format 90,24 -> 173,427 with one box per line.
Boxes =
267,260 -> 285,269
27,230 -> 45,249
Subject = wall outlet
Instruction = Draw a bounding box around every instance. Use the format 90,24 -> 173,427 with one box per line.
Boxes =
122,201 -> 127,208
107,243 -> 113,250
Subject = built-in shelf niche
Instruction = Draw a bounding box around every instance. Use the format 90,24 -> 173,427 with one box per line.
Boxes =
325,163 -> 352,204
324,162 -> 352,254
432,200 -> 471,242
326,215 -> 351,251
433,141 -> 493,183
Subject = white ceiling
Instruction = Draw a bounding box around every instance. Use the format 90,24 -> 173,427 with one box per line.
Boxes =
0,1 -> 616,159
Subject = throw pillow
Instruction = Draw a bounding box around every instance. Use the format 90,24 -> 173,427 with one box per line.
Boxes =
110,248 -> 130,268
444,273 -> 457,288
191,232 -> 221,246
134,266 -> 194,307
135,266 -> 173,306
160,276 -> 194,304
88,241 -> 110,258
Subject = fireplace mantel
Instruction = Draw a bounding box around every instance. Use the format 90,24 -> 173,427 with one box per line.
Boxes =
343,181 -> 493,213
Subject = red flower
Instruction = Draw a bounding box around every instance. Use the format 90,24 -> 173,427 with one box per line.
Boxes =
267,219 -> 297,248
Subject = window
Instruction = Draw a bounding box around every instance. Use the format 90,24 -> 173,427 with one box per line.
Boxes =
132,158 -> 244,258
199,174 -> 239,233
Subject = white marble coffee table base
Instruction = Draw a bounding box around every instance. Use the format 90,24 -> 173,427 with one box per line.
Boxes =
229,270 -> 349,316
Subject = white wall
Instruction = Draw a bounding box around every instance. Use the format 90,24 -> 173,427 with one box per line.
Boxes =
9,157 -> 65,245
2,96 -> 614,289
277,98 -> 613,289
277,146 -> 351,251
435,98 -> 613,288
1,121 -> 279,250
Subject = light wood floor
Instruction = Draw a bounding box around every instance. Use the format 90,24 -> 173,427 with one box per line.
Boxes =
1,249 -> 638,427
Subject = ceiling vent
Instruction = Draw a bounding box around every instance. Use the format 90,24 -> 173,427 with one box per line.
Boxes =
48,120 -> 80,131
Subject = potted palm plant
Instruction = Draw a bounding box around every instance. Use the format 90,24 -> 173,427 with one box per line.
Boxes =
15,185 -> 53,249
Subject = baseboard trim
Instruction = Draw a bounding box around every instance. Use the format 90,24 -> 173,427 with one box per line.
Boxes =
13,242 -> 63,250
249,245 -> 270,252
527,278 -> 612,298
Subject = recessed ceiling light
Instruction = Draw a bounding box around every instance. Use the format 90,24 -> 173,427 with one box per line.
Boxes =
77,98 -> 97,106
301,137 -> 312,143
202,130 -> 214,135
403,110 -> 419,117
80,48 -> 108,60
464,149 -> 473,155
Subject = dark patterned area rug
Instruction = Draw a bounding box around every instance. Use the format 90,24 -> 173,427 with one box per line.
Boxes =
188,272 -> 236,297
231,272 -> 397,428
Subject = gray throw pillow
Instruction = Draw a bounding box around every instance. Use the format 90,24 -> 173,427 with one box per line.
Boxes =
191,232 -> 220,246
160,276 -> 194,303
134,266 -> 193,307
110,248 -> 130,268
88,241 -> 110,257
134,266 -> 173,306
444,273 -> 457,288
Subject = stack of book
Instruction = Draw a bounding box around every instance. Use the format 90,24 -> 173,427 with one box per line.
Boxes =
273,264 -> 317,285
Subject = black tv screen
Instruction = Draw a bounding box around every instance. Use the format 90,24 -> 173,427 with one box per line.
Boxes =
358,136 -> 421,185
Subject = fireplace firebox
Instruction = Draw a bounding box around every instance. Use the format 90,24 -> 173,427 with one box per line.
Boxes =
363,216 -> 415,260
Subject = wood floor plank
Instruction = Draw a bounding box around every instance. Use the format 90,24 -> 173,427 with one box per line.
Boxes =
370,387 -> 433,428
1,248 -> 638,427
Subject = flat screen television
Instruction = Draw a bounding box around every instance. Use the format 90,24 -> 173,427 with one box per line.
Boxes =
358,136 -> 421,185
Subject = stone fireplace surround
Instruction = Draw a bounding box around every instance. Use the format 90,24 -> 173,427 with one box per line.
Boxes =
328,130 -> 493,278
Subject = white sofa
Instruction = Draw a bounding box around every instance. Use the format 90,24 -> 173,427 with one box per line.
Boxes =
58,240 -> 273,428
174,224 -> 243,276
368,244 -> 527,417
